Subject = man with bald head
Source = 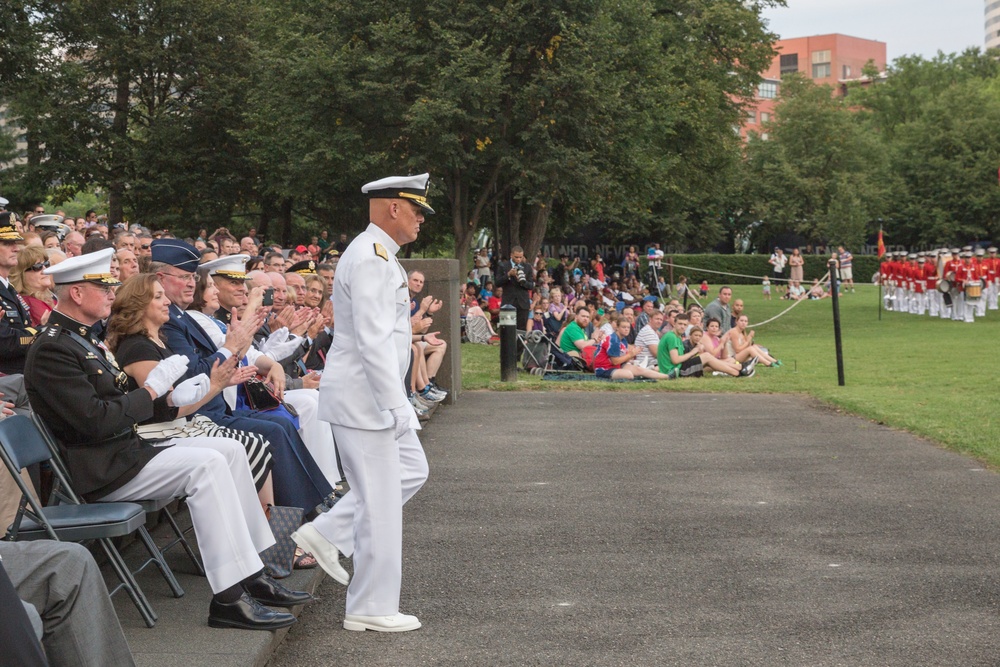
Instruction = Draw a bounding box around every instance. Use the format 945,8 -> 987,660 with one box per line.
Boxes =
292,173 -> 432,633
62,231 -> 85,258
241,237 -> 258,255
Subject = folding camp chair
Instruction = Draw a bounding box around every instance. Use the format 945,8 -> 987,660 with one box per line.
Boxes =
0,415 -> 158,627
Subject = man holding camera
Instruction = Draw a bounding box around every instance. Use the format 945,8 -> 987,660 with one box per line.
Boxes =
496,246 -> 535,336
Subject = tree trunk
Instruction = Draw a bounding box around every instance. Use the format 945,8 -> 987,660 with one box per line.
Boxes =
108,69 -> 131,226
518,198 -> 551,261
258,198 -> 273,244
279,197 -> 293,246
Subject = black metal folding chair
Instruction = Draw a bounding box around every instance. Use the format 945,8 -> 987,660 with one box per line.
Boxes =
29,413 -> 205,590
0,415 -> 158,627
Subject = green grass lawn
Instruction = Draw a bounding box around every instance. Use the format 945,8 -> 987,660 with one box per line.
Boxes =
460,285 -> 1000,467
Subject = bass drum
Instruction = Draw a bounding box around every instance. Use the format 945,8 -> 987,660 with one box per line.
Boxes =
937,279 -> 951,294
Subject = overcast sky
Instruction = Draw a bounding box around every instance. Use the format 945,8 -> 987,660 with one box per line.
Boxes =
761,0 -> 985,62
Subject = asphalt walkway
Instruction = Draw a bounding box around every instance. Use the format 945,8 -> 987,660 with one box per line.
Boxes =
267,392 -> 1000,667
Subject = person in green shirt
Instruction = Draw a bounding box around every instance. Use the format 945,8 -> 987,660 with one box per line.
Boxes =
558,306 -> 598,355
658,313 -> 747,378
317,230 -> 330,252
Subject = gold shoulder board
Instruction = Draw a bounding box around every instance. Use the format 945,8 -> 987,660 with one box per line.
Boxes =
373,243 -> 389,261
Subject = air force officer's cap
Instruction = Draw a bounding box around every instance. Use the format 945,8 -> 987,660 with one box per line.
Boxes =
44,247 -> 120,286
201,254 -> 249,280
150,238 -> 200,273
361,173 -> 435,214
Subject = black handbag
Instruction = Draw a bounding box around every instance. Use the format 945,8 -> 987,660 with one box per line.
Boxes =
243,376 -> 281,411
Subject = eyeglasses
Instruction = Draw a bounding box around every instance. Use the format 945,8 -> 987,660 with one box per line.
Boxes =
160,271 -> 199,284
139,244 -> 151,250
26,261 -> 50,272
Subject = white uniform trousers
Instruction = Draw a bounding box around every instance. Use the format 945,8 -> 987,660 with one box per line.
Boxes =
284,388 -> 339,485
988,281 -> 998,310
928,290 -> 940,318
312,424 -> 428,616
975,293 -> 987,317
100,437 -> 273,593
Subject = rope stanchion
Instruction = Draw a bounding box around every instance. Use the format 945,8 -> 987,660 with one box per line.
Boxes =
745,271 -> 831,328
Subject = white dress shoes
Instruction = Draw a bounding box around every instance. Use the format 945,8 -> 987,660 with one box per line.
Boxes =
290,523 -> 350,585
343,613 -> 422,632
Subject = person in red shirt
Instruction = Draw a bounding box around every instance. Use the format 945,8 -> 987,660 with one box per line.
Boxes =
973,248 -> 988,317
954,251 -> 979,323
922,251 -> 940,318
942,248 -> 962,321
909,254 -> 925,315
592,319 -> 672,380
987,247 -> 999,311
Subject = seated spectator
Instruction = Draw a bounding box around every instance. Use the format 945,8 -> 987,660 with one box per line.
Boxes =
807,278 -> 829,299
633,310 -> 664,369
592,318 -> 672,380
11,245 -> 55,326
701,318 -> 740,368
479,280 -> 494,302
527,303 -> 546,333
263,251 -> 286,273
304,274 -> 327,308
557,304 -> 602,356
658,313 -> 746,378
1,540 -> 135,666
722,314 -> 780,367
487,286 -> 503,322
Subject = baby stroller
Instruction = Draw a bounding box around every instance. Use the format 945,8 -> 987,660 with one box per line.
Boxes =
519,329 -> 582,375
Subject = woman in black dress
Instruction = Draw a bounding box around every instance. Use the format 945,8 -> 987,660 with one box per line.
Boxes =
106,273 -> 277,510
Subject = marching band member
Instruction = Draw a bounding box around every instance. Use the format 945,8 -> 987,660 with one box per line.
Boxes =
984,246 -> 1000,310
944,248 -> 962,321
974,248 -> 988,317
923,250 -> 940,318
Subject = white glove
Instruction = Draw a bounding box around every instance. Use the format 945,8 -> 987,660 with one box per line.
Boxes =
143,354 -> 190,396
257,327 -> 289,355
170,373 -> 211,407
390,406 -> 411,439
262,331 -> 305,362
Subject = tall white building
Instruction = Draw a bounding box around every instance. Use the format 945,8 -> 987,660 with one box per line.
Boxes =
0,104 -> 27,170
987,0 -> 1000,50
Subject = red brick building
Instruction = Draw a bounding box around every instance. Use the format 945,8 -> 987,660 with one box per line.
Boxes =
742,34 -> 887,140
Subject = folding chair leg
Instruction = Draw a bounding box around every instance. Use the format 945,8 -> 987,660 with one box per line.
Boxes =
98,538 -> 158,628
136,525 -> 185,598
161,506 -> 205,576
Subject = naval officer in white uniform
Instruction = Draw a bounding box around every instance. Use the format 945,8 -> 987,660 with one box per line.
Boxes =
293,173 -> 431,633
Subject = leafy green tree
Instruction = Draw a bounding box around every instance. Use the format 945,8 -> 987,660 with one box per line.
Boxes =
743,74 -> 891,250
1,0 -> 258,230
242,0 -> 780,273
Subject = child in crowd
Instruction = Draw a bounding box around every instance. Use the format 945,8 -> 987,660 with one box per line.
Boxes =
762,275 -> 771,300
479,280 -> 493,302
699,279 -> 709,298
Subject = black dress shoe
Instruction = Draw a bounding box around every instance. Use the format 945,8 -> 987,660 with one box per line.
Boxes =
208,593 -> 296,630
242,573 -> 314,608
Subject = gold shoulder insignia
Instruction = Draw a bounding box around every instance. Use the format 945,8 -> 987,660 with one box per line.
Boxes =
373,243 -> 389,261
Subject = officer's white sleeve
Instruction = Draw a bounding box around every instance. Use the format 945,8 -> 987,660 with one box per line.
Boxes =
350,256 -> 410,412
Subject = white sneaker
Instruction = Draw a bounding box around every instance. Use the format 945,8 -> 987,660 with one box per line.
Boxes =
343,613 -> 421,632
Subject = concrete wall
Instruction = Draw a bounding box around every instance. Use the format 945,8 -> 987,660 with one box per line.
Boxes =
400,258 -> 461,404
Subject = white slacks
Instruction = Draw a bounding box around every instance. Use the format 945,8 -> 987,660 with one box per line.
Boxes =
284,388 -> 339,484
100,437 -> 274,593
312,424 -> 428,616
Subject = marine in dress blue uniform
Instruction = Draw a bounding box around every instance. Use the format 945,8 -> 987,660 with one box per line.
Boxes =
293,174 -> 432,633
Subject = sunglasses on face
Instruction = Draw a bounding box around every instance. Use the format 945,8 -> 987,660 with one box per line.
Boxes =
26,261 -> 50,272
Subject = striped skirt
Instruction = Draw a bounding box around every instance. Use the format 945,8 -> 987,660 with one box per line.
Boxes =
136,415 -> 274,491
